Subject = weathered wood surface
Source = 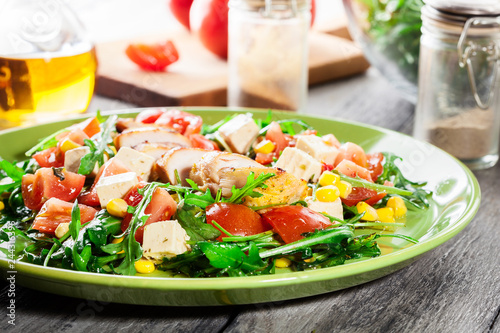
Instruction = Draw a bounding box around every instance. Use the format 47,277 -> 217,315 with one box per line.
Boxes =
1,68 -> 499,333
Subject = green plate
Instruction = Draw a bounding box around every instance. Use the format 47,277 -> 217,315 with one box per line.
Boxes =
0,108 -> 481,306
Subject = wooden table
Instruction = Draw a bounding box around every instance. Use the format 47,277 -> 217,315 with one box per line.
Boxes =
1,68 -> 499,333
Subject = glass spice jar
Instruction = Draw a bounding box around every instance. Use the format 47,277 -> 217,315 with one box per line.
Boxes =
413,0 -> 500,170
227,0 -> 310,112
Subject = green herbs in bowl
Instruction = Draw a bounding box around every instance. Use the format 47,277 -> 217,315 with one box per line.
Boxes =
343,0 -> 424,103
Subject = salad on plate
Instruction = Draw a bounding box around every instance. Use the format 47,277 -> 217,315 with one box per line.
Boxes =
0,109 -> 431,277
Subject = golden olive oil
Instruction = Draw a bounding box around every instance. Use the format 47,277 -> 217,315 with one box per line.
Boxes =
0,46 -> 97,128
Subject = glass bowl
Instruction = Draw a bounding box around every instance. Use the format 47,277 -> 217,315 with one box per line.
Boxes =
342,0 -> 424,103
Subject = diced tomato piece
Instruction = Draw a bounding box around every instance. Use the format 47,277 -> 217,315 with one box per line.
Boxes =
120,187 -> 177,243
31,198 -> 97,234
366,152 -> 384,181
21,168 -> 86,210
266,122 -> 289,156
188,133 -> 220,150
322,162 -> 334,173
206,203 -> 271,241
135,109 -> 165,124
78,117 -> 101,138
32,147 -> 64,168
255,152 -> 274,165
364,192 -> 387,206
341,187 -> 378,207
154,109 -> 203,136
335,160 -> 373,182
261,206 -> 332,244
125,41 -> 179,71
77,158 -> 131,207
334,142 -> 368,168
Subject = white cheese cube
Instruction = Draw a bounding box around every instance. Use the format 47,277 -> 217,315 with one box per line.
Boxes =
64,146 -> 99,177
95,172 -> 138,208
218,114 -> 259,154
275,147 -> 322,182
296,135 -> 339,165
143,220 -> 191,262
114,146 -> 156,181
305,197 -> 343,220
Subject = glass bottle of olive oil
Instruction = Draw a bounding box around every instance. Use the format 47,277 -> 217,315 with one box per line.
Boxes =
0,0 -> 97,129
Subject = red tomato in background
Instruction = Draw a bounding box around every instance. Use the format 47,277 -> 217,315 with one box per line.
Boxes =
189,0 -> 316,59
120,187 -> 178,243
261,205 -> 332,244
32,198 -> 97,234
169,0 -> 194,30
126,41 -> 179,71
206,202 -> 271,241
21,168 -> 86,211
190,0 -> 229,59
154,109 -> 203,135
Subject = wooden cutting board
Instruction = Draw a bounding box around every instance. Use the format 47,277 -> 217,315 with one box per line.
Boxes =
95,28 -> 368,107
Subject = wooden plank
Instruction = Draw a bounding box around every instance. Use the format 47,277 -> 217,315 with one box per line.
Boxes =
95,30 -> 368,107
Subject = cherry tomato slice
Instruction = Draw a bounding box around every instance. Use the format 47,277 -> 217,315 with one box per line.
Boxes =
154,109 -> 203,135
366,152 -> 384,182
261,206 -> 332,244
188,133 -> 220,150
126,41 -> 179,71
206,202 -> 271,241
341,187 -> 378,207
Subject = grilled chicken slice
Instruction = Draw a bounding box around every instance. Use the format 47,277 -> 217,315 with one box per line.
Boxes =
239,168 -> 308,209
133,142 -> 184,161
114,127 -> 192,150
156,147 -> 211,185
189,152 -> 263,196
115,118 -> 152,133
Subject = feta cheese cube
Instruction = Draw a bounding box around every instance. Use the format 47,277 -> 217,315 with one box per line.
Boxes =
95,172 -> 138,208
305,197 -> 343,220
296,135 -> 339,165
275,147 -> 322,182
114,146 -> 156,181
143,220 -> 191,262
64,146 -> 99,177
218,114 -> 259,154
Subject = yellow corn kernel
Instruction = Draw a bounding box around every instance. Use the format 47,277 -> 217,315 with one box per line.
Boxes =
0,201 -> 4,211
254,140 -> 276,154
318,171 -> 340,186
112,237 -> 124,244
275,257 -> 292,268
356,202 -> 378,221
112,236 -> 125,254
387,196 -> 407,218
106,198 -> 129,218
336,180 -> 353,199
135,259 -> 155,274
59,138 -> 81,153
315,185 -> 340,202
376,207 -> 395,223
109,146 -> 117,154
55,222 -> 70,239
304,257 -> 315,263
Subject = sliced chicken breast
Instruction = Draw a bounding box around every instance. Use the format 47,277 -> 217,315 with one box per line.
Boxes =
114,127 -> 192,150
156,147 -> 211,186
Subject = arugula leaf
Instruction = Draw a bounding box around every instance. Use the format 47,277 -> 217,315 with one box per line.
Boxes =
78,114 -> 117,175
335,171 -> 413,196
69,201 -> 81,240
223,171 -> 275,204
25,129 -> 68,157
176,204 -> 220,241
198,241 -> 265,272
183,188 -> 215,209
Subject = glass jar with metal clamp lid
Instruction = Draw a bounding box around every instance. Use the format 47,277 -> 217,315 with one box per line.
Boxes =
413,0 -> 500,170
227,0 -> 311,112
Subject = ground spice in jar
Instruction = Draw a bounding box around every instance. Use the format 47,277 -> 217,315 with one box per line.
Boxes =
428,108 -> 494,160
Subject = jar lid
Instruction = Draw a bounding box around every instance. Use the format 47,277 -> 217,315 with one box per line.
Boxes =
424,0 -> 500,16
